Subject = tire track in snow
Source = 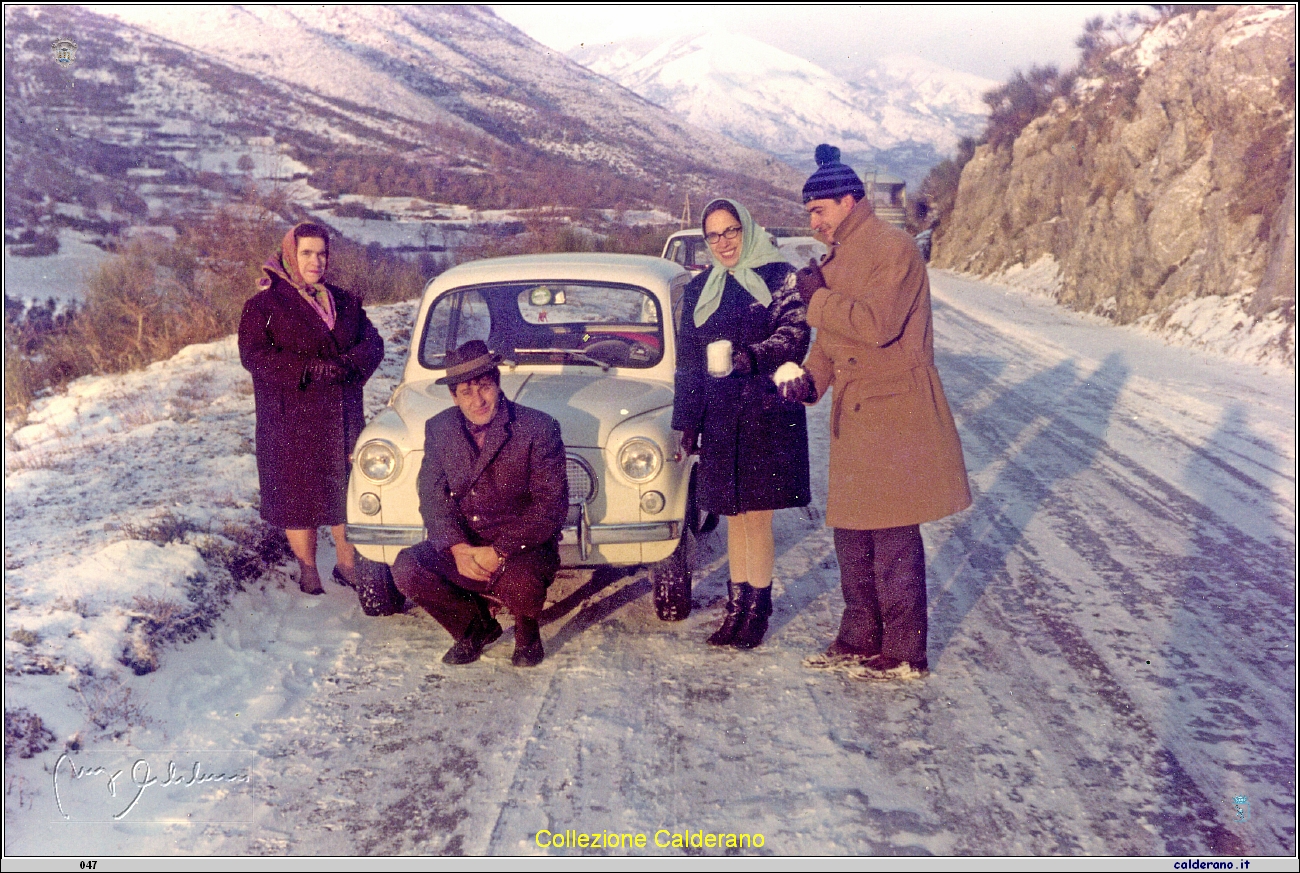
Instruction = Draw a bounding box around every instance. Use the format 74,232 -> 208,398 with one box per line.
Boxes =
924,297 -> 1292,853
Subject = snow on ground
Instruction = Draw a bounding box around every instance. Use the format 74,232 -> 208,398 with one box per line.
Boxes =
3,231 -> 112,306
3,271 -> 1294,857
980,256 -> 1295,373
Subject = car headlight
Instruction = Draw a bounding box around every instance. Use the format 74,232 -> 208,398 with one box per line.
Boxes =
357,439 -> 401,484
617,437 -> 663,484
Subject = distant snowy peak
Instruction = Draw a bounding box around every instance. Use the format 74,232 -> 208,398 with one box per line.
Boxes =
613,30 -> 886,152
568,30 -> 991,182
850,53 -> 995,119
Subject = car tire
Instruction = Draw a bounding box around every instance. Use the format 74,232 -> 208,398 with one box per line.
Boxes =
652,524 -> 694,621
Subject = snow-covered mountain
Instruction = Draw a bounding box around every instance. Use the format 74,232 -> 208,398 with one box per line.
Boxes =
5,5 -> 809,259
88,5 -> 802,197
570,31 -> 995,186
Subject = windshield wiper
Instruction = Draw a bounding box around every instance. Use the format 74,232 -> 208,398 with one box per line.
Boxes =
513,348 -> 611,371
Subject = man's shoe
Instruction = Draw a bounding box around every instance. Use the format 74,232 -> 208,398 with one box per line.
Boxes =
442,617 -> 503,665
706,581 -> 750,646
845,656 -> 930,681
731,584 -> 772,650
511,618 -> 545,667
802,640 -> 876,672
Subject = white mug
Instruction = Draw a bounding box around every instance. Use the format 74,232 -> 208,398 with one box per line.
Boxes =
706,339 -> 733,378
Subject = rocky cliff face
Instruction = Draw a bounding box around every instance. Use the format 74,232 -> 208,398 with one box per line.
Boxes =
933,6 -> 1295,363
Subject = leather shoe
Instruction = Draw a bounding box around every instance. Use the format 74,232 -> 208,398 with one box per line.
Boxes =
442,617 -> 503,665
511,617 -> 545,667
509,613 -> 546,670
845,656 -> 930,681
297,562 -> 324,596
332,564 -> 359,588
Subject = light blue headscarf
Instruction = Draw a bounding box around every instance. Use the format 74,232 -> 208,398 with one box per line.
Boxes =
693,199 -> 784,328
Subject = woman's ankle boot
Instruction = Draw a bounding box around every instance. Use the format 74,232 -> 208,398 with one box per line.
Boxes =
707,581 -> 751,646
732,584 -> 772,649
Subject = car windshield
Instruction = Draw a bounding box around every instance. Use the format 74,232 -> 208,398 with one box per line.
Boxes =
420,281 -> 665,370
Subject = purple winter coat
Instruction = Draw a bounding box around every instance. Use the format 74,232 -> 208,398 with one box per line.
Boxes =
238,277 -> 384,528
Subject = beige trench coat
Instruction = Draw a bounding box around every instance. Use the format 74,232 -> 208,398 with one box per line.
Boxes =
804,202 -> 972,530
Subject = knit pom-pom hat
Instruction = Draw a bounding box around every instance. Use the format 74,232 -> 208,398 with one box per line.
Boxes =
801,144 -> 866,204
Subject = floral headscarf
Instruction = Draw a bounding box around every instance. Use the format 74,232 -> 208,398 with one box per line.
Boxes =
693,199 -> 784,327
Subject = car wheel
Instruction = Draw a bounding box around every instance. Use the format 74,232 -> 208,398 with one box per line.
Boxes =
652,524 -> 694,621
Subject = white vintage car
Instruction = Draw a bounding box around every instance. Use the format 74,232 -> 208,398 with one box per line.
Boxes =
345,253 -> 711,620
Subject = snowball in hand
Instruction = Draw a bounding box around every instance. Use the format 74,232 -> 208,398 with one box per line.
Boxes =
773,361 -> 805,387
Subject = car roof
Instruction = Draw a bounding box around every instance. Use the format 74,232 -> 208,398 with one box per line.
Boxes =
427,252 -> 687,294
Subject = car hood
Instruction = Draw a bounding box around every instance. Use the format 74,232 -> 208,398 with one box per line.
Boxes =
511,373 -> 672,448
393,372 -> 673,449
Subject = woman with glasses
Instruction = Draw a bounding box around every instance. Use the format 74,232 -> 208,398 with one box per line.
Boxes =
672,198 -> 811,649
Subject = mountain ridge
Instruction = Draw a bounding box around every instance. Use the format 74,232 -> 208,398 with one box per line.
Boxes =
569,30 -> 994,185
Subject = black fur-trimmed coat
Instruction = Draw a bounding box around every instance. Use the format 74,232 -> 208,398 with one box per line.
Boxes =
672,262 -> 811,516
238,278 -> 383,528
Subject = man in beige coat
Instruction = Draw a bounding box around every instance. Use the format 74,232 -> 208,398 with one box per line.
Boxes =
782,144 -> 971,680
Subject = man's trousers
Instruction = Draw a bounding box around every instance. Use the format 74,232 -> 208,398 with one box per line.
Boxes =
832,525 -> 927,664
392,540 -> 559,640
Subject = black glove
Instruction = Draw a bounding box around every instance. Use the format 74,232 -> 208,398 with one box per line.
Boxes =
336,355 -> 362,383
731,345 -> 756,376
680,428 -> 700,456
794,258 -> 825,304
304,357 -> 349,386
778,368 -> 816,403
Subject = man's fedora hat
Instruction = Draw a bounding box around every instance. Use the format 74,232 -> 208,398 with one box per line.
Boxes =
435,340 -> 503,386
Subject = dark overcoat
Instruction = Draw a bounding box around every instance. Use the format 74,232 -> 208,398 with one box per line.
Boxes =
238,277 -> 384,528
416,399 -> 569,558
672,261 -> 811,516
803,201 -> 971,529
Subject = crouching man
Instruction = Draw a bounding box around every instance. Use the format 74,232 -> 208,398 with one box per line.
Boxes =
392,340 -> 568,667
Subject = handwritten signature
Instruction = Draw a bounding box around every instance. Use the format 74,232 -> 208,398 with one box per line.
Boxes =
53,752 -> 250,820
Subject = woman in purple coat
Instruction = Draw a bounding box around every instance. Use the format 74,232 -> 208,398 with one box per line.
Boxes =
238,223 -> 384,595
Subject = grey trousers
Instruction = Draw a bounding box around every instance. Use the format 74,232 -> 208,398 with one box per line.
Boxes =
833,525 -> 927,664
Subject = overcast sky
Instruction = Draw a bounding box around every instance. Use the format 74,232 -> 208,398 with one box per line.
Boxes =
492,4 -> 1147,82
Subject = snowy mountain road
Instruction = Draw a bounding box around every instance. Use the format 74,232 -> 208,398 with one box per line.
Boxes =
4,271 -> 1292,857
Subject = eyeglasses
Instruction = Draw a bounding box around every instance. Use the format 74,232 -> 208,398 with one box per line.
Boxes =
705,226 -> 742,245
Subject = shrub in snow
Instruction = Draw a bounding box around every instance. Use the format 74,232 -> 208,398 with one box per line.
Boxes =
4,707 -> 56,761
69,670 -> 152,740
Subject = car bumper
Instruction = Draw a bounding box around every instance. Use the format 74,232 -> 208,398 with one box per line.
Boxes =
345,513 -> 680,561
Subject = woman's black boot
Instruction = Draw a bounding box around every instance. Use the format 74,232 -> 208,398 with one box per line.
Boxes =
707,581 -> 751,646
732,584 -> 772,649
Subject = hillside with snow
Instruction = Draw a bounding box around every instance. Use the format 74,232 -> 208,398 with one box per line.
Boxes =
570,31 -> 994,185
4,5 -> 807,274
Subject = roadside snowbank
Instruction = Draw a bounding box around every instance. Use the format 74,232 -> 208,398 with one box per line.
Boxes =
977,255 -> 1295,373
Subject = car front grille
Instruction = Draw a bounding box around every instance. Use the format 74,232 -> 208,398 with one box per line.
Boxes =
565,453 -> 597,505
